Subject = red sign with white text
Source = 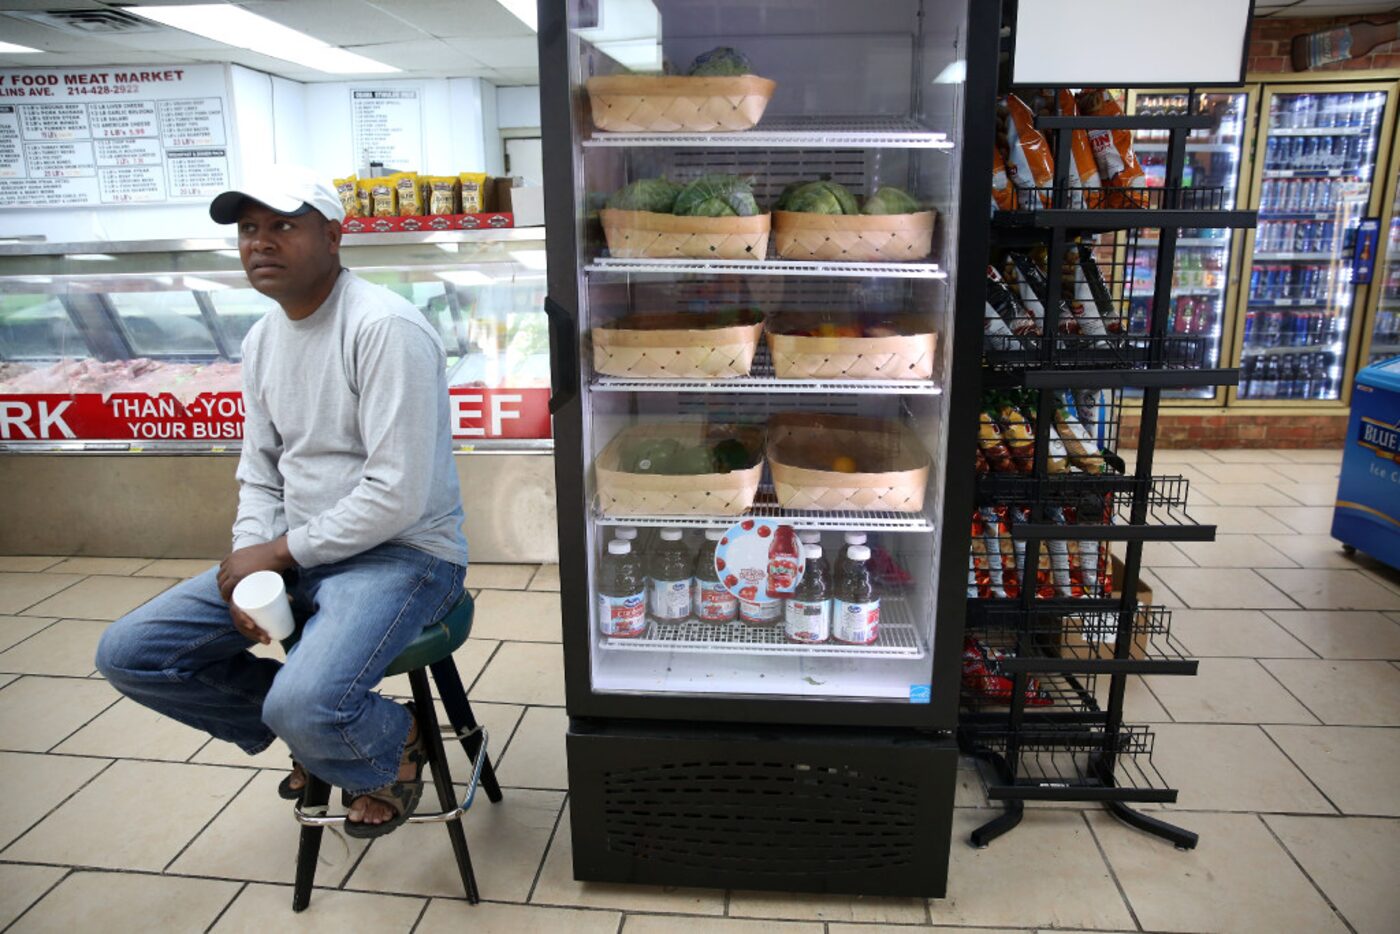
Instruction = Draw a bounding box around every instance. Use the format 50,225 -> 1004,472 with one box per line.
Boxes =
0,388 -> 552,444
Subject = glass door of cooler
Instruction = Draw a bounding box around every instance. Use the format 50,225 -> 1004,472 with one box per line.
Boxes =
1362,130 -> 1400,367
555,0 -> 971,713
1129,89 -> 1252,402
1234,82 -> 1397,404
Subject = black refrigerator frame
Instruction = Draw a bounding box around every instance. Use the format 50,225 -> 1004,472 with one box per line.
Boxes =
537,0 -> 1002,897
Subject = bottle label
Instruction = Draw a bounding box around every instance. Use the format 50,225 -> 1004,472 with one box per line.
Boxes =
784,598 -> 830,643
739,597 -> 781,624
833,599 -> 881,644
598,591 -> 646,638
693,578 -> 738,623
649,578 -> 691,622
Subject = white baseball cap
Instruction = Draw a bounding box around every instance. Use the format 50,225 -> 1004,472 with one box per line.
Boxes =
209,164 -> 346,224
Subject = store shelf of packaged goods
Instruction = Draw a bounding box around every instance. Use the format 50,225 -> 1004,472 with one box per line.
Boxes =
981,335 -> 1238,389
1241,343 -> 1345,357
988,476 -> 1215,543
965,604 -> 1198,676
992,208 -> 1256,232
582,115 -> 952,150
1252,252 -> 1349,261
591,358 -> 942,396
964,723 -> 1179,803
1268,126 -> 1373,137
1256,211 -> 1339,221
599,597 -> 925,659
1131,141 -> 1240,153
1136,237 -> 1234,248
1246,298 -> 1337,307
1377,298 -> 1400,310
1262,168 -> 1365,179
593,490 -> 936,534
586,257 -> 945,279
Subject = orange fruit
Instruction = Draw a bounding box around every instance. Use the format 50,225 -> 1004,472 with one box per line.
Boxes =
831,455 -> 858,473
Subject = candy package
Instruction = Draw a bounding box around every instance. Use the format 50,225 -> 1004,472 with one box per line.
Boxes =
961,636 -> 1053,706
355,178 -> 374,218
333,175 -> 360,218
369,177 -> 397,217
425,176 -> 460,215
394,172 -> 422,216
459,172 -> 489,213
1077,88 -> 1148,207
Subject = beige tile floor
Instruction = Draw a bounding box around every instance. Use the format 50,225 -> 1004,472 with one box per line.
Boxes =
0,448 -> 1397,932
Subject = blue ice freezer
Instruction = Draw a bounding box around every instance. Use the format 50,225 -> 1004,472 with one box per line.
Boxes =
1333,356 -> 1400,571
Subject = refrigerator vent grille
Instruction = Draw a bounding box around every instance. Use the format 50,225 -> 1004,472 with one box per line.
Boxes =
600,759 -> 920,872
664,150 -> 871,205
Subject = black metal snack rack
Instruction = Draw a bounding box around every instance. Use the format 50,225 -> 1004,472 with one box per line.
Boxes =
959,86 -> 1255,849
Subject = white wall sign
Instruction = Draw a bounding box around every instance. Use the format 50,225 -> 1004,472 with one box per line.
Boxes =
0,64 -> 234,209
349,87 -> 423,172
1013,0 -> 1251,86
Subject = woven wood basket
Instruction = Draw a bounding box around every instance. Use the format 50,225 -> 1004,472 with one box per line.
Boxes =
586,75 -> 777,133
766,314 -> 937,380
772,210 -> 935,263
767,413 -> 930,513
594,311 -> 764,379
596,423 -> 764,517
601,209 -> 770,261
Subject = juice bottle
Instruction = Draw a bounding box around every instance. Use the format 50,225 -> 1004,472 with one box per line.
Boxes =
833,532 -> 867,581
798,530 -> 821,547
692,528 -> 738,624
647,528 -> 692,623
597,539 -> 645,638
833,544 -> 880,645
784,544 -> 831,643
765,524 -> 802,598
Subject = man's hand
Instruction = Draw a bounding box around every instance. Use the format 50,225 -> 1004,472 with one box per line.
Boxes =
230,604 -> 272,645
219,538 -> 295,642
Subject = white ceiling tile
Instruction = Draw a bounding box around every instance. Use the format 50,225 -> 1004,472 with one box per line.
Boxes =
489,66 -> 541,86
238,0 -> 429,46
342,37 -> 482,72
364,0 -> 536,39
443,35 -> 537,69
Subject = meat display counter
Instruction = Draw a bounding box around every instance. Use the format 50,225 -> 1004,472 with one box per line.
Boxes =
0,229 -> 558,561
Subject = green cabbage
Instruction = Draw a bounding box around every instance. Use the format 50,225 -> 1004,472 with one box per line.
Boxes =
861,186 -> 922,215
673,175 -> 760,217
606,177 -> 682,213
781,180 -> 859,215
687,47 -> 752,77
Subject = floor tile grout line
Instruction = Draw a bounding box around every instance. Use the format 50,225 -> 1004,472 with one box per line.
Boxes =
162,767 -> 262,874
1256,725 -> 1346,816
0,865 -> 73,934
525,790 -> 569,906
0,757 -> 117,858
7,574 -> 92,617
201,879 -> 249,934
1255,812 -> 1359,934
1253,658 -> 1327,726
1256,610 -> 1327,660
407,895 -> 433,933
338,834 -> 379,893
43,688 -> 125,755
0,617 -> 65,656
1079,810 -> 1146,933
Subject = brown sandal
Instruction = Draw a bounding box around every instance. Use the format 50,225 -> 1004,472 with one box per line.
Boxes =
277,759 -> 306,801
343,707 -> 428,839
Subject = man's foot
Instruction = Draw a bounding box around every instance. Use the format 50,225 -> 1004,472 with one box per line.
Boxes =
344,711 -> 426,836
277,760 -> 307,801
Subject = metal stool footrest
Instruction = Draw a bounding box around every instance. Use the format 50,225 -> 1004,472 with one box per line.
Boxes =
293,727 -> 489,828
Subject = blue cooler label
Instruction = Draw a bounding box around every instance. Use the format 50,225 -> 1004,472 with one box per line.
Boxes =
648,579 -> 691,622
598,592 -> 646,638
1357,416 -> 1400,461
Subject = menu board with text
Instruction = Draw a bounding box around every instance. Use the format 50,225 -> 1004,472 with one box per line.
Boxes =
0,64 -> 235,209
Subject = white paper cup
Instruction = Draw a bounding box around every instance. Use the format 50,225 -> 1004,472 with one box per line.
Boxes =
232,570 -> 296,641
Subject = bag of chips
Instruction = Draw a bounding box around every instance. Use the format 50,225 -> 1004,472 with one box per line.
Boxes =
333,175 -> 359,217
425,176 -> 460,215
991,147 -> 1016,212
999,94 -> 1054,209
370,177 -> 397,217
355,178 -> 374,218
1077,88 -> 1147,207
459,172 -> 489,213
394,171 -> 422,216
1057,90 -> 1103,208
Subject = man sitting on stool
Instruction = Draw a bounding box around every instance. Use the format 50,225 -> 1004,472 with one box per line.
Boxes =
96,165 -> 469,838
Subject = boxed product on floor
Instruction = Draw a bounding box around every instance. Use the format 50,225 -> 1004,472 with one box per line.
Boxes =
595,422 -> 764,516
1057,554 -> 1152,660
767,413 -> 931,512
592,310 -> 764,379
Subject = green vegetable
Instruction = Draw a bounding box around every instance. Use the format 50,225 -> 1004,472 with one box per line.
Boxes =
673,175 -> 760,217
781,180 -> 859,215
861,186 -> 922,215
710,439 -> 751,472
673,445 -> 718,476
624,438 -> 679,473
773,180 -> 804,211
606,177 -> 682,213
687,46 -> 752,76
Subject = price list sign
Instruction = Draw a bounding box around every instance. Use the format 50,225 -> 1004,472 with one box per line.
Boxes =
0,65 -> 234,209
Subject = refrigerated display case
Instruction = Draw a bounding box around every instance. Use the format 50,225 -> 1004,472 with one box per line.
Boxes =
540,0 -> 999,897
1233,82 -> 1397,405
1362,130 -> 1400,367
1128,90 -> 1253,402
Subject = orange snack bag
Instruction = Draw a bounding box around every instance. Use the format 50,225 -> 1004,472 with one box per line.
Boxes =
1057,90 -> 1103,208
1077,88 -> 1147,207
991,146 -> 1016,211
1001,94 -> 1054,209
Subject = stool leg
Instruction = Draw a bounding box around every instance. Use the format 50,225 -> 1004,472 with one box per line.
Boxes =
430,658 -> 504,804
292,774 -> 331,912
408,668 -> 480,904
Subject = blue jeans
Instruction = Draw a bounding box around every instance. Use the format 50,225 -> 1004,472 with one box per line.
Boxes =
95,543 -> 465,796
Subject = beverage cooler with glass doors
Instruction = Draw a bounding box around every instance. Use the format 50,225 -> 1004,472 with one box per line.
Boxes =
538,0 -> 999,897
1234,82 -> 1397,404
1362,129 -> 1400,367
1127,90 -> 1253,402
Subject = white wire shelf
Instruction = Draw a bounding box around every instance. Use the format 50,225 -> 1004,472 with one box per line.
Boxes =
593,488 -> 936,533
598,598 -> 926,658
586,257 -> 945,279
591,358 -> 942,395
583,115 -> 952,150
1268,126 -> 1371,137
1133,141 -> 1239,153
1137,238 -> 1233,248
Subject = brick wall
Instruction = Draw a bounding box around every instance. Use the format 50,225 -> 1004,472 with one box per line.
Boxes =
1121,412 -> 1349,449
1249,16 -> 1400,74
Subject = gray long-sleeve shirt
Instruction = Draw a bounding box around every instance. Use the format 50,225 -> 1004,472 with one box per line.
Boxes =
231,269 -> 469,569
